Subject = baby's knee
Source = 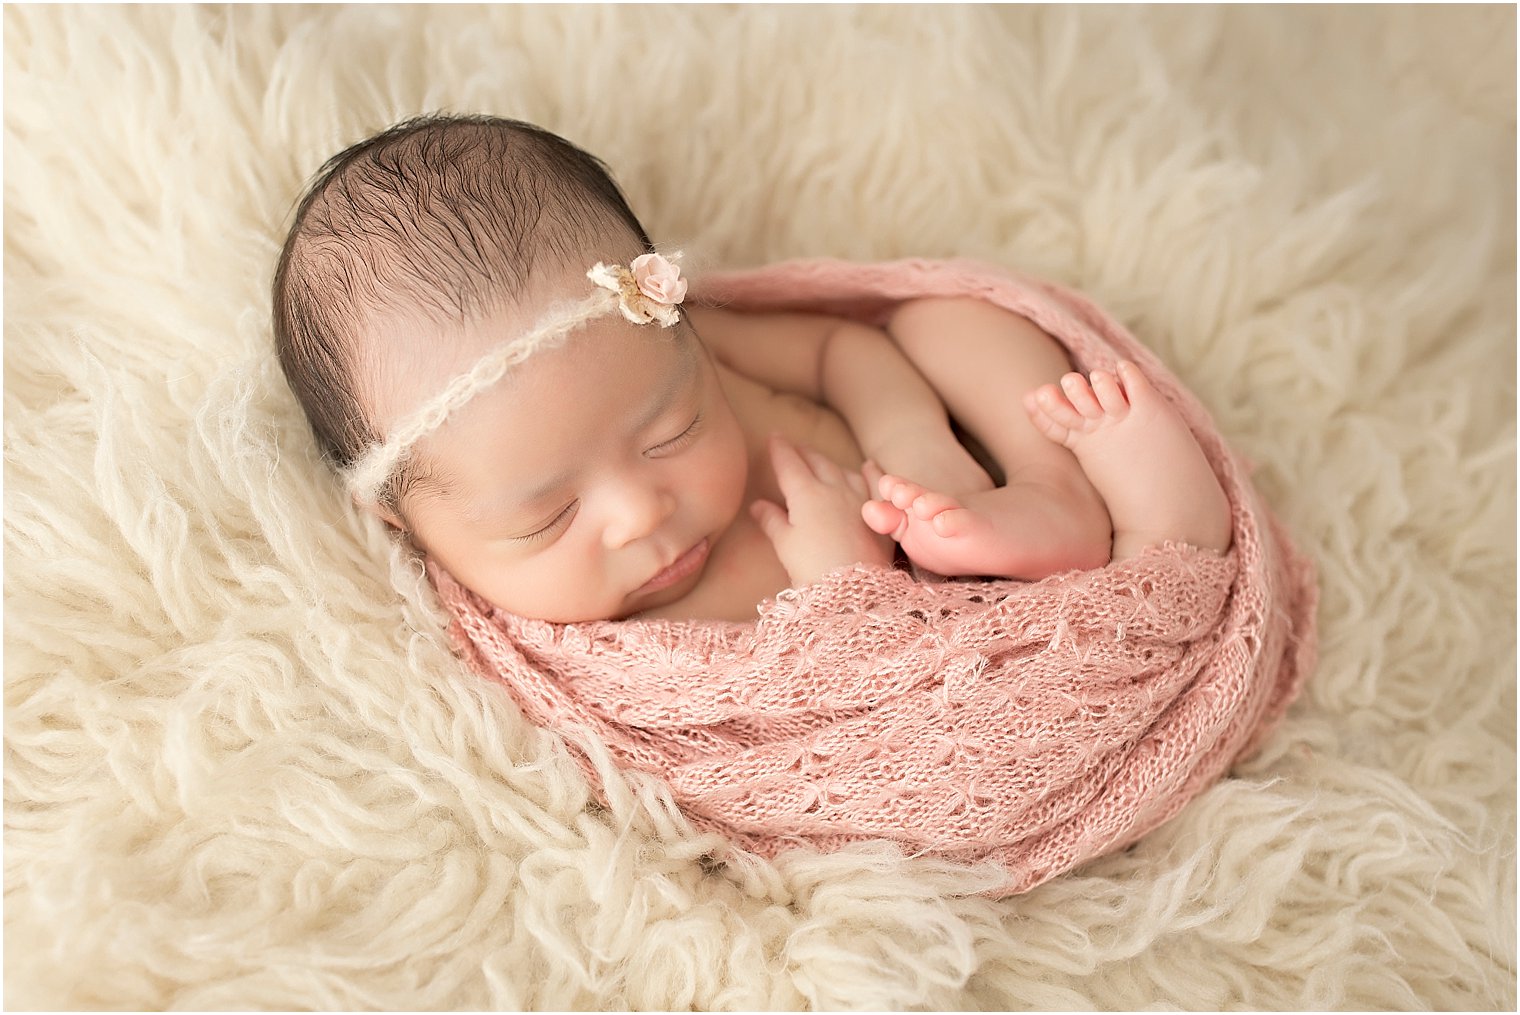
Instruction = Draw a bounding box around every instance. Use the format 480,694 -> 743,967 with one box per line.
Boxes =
886,296 -> 988,337
887,296 -> 1065,365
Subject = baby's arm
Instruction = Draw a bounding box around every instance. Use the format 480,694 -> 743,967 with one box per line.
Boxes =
688,307 -> 986,491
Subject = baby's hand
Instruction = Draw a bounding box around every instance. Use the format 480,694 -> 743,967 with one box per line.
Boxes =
750,434 -> 895,588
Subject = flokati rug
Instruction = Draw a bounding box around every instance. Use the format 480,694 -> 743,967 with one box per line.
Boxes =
436,257 -> 1318,897
5,5 -> 1514,1010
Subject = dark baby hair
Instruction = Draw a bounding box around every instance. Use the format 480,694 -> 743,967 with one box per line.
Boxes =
272,113 -> 654,511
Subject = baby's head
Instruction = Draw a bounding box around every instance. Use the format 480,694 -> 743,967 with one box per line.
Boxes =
273,114 -> 748,621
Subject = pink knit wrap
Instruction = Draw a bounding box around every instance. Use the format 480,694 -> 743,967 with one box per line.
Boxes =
429,259 -> 1318,895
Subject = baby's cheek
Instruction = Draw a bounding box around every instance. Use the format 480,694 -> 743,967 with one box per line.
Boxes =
705,416 -> 750,513
511,547 -> 619,622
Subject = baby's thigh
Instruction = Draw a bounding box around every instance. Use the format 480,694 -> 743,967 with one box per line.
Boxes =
885,296 -> 1078,476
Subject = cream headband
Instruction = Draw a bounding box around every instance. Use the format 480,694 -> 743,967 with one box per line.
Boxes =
346,251 -> 688,504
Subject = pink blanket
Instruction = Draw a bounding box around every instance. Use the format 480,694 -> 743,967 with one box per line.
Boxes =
430,258 -> 1318,895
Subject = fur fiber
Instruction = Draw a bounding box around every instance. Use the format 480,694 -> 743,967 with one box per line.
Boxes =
4,5 -> 1514,1009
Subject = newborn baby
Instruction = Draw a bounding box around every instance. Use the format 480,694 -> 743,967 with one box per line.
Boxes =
273,114 -> 1231,623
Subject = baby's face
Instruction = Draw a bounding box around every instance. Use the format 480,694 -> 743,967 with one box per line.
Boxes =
376,308 -> 749,623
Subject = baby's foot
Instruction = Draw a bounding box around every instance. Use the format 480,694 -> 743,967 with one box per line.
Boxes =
861,467 -> 1109,579
862,473 -> 990,576
1023,361 -> 1232,560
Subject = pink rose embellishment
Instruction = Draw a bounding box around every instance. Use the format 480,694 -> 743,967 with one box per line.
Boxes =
586,251 -> 686,327
631,252 -> 687,307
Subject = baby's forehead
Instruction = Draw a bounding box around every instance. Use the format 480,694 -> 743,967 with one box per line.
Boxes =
355,285 -> 561,409
383,299 -> 697,422
402,319 -> 699,505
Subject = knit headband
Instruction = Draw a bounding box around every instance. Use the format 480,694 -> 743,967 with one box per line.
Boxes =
346,251 -> 688,504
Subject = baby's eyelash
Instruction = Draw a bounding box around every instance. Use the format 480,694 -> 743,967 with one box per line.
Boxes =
654,412 -> 703,453
513,501 -> 577,544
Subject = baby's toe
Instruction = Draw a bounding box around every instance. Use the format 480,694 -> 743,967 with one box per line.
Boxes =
1089,369 -> 1131,417
1116,360 -> 1157,407
1060,373 -> 1105,419
910,490 -> 961,520
1033,383 -> 1087,430
884,475 -> 926,511
930,507 -> 976,538
862,499 -> 908,540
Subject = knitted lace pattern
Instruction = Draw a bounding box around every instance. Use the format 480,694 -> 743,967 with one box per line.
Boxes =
429,258 -> 1319,896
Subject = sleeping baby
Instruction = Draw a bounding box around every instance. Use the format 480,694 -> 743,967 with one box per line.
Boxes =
273,114 -> 1231,623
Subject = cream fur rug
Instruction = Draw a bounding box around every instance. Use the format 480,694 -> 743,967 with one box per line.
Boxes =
5,5 -> 1514,1010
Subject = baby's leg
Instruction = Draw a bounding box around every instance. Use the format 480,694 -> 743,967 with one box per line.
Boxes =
1025,362 -> 1232,560
870,297 -> 1113,579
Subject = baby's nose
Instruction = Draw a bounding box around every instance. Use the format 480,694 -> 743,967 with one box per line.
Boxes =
603,482 -> 676,548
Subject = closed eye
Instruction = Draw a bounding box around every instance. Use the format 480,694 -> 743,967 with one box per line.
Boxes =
512,500 -> 577,544
649,412 -> 703,455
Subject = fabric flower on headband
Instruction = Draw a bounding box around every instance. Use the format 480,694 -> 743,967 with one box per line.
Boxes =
587,251 -> 687,327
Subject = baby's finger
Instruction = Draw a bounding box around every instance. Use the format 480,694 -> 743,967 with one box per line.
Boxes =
799,445 -> 843,483
748,498 -> 789,542
766,434 -> 814,499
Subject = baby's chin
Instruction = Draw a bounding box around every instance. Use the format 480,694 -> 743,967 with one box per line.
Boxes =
485,585 -> 658,625
492,601 -> 622,625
